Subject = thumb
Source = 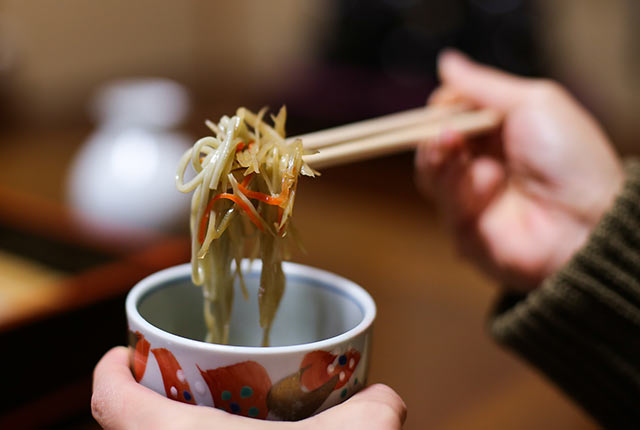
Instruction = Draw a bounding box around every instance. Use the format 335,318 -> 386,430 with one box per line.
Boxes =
308,384 -> 407,429
438,49 -> 531,112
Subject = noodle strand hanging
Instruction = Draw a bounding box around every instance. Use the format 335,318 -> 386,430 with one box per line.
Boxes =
176,107 -> 317,346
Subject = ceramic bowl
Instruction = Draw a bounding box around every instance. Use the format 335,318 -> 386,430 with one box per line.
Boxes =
125,261 -> 376,421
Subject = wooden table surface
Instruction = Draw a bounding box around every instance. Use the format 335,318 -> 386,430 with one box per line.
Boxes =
0,127 -> 597,429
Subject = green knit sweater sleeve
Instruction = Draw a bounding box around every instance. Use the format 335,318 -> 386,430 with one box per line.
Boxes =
490,161 -> 640,428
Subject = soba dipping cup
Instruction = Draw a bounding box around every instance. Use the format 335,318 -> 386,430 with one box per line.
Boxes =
126,260 -> 376,420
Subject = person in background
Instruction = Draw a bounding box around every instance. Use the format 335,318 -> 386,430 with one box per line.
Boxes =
92,50 -> 639,428
416,50 -> 638,428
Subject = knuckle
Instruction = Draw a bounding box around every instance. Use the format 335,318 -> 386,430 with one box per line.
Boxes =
367,383 -> 398,399
362,384 -> 407,424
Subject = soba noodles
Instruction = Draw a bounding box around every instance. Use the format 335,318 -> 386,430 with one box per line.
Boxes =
175,107 -> 316,346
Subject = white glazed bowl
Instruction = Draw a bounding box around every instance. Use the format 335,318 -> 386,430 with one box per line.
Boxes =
126,261 -> 376,421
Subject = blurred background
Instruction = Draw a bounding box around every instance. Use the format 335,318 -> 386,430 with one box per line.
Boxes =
0,0 -> 637,428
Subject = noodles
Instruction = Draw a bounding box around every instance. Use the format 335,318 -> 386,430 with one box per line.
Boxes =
175,107 -> 317,346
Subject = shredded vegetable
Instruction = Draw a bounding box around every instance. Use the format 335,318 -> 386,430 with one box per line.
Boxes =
176,106 -> 317,346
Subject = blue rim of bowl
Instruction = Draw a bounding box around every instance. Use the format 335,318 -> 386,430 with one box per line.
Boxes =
126,260 -> 376,355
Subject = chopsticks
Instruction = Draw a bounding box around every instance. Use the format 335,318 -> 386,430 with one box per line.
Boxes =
297,105 -> 501,169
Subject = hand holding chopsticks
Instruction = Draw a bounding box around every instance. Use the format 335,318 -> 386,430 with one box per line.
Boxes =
297,104 -> 501,169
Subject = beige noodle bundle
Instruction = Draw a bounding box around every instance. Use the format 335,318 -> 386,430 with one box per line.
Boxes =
176,107 -> 317,346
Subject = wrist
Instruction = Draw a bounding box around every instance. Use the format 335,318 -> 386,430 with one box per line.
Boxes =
547,159 -> 629,280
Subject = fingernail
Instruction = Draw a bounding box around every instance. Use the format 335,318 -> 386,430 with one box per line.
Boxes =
438,48 -> 469,65
438,48 -> 471,78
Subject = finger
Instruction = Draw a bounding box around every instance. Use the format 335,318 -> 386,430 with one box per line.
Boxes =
414,129 -> 467,200
416,130 -> 505,227
92,347 -> 206,429
345,384 -> 407,424
92,346 -> 172,429
427,85 -> 468,106
448,156 -> 505,227
309,384 -> 407,430
92,347 -> 281,430
438,49 -> 531,111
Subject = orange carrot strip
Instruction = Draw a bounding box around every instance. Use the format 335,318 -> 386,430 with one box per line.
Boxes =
235,140 -> 255,153
198,192 -> 264,243
238,174 -> 296,207
241,173 -> 254,188
238,185 -> 285,206
213,194 -> 264,232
